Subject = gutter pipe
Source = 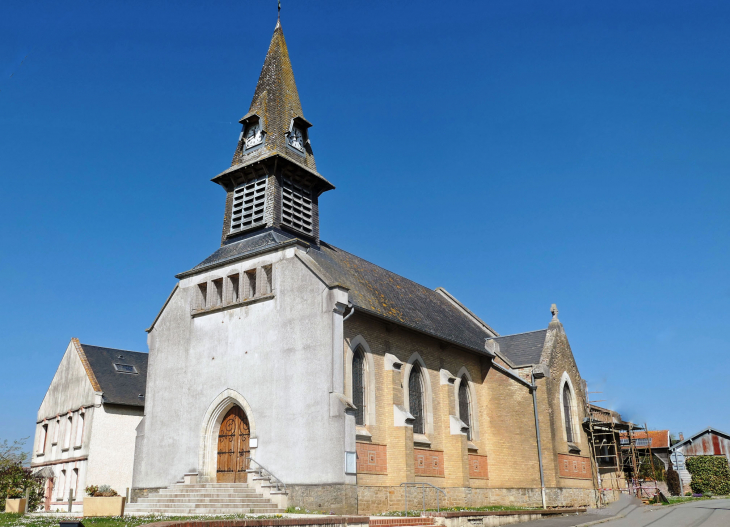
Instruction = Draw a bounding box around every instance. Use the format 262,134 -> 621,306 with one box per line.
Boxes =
531,370 -> 547,509
342,302 -> 355,321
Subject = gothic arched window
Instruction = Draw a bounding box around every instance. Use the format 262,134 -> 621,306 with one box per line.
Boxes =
409,364 -> 425,435
563,382 -> 575,443
458,376 -> 472,440
352,347 -> 365,426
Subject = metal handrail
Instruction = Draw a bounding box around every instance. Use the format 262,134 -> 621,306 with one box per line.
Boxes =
246,458 -> 287,493
400,482 -> 446,516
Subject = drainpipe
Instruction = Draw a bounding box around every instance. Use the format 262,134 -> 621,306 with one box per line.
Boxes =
531,369 -> 547,509
342,303 -> 355,321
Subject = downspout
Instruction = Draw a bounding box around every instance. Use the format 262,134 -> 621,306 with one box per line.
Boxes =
342,302 -> 355,321
531,370 -> 547,509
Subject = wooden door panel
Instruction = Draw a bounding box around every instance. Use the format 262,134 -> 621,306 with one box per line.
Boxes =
217,406 -> 250,483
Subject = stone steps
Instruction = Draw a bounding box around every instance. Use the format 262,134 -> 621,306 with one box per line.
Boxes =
126,482 -> 284,515
136,497 -> 274,504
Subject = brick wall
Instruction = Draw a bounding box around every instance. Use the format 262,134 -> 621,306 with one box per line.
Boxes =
344,311 -> 594,509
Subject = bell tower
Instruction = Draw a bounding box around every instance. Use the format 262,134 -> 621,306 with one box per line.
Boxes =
212,18 -> 334,246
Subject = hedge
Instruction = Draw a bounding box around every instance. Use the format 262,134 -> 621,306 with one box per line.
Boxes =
685,455 -> 730,495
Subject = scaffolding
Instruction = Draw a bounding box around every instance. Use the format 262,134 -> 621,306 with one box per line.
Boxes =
584,401 -> 660,505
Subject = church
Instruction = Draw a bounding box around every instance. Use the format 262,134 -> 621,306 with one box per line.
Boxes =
124,18 -> 599,515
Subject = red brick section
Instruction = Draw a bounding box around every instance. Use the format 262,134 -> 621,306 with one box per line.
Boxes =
468,454 -> 488,479
557,454 -> 591,480
425,509 -> 586,518
413,449 -> 444,477
369,519 -> 434,526
357,442 -> 388,475
143,518 -> 369,527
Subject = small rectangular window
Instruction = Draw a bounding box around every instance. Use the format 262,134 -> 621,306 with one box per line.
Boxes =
245,269 -> 257,299
74,414 -> 84,447
197,282 -> 208,310
212,278 -> 224,306
52,419 -> 60,445
262,265 -> 273,295
58,470 -> 67,499
38,423 -> 48,454
228,274 -> 240,303
113,363 -> 138,374
63,416 -> 72,449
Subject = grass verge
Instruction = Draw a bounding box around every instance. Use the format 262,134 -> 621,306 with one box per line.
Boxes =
0,513 -> 284,527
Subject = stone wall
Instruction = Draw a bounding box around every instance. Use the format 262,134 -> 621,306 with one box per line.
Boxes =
356,485 -> 601,515
288,484 -> 358,515
129,486 -> 162,503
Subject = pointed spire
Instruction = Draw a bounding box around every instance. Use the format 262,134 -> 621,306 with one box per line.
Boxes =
231,19 -> 325,179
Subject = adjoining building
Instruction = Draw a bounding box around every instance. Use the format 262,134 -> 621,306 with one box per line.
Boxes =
30,339 -> 147,511
129,17 -> 603,514
668,427 -> 730,492
619,430 -> 671,470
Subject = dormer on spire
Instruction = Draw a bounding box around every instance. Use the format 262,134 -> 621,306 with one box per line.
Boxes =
211,19 -> 334,247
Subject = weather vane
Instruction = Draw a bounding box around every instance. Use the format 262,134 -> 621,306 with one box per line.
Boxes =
278,0 -> 281,20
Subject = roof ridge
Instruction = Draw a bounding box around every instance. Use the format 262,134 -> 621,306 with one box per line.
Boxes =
489,328 -> 548,339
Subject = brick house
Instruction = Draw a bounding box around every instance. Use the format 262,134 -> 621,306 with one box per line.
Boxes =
129,17 -> 600,514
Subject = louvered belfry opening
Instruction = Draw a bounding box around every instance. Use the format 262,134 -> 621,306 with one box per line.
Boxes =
281,175 -> 313,235
352,347 -> 365,426
230,175 -> 268,234
409,364 -> 425,435
458,376 -> 471,440
212,21 -> 337,246
563,383 -> 574,443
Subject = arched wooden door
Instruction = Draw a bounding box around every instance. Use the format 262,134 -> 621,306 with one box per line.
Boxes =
217,406 -> 250,483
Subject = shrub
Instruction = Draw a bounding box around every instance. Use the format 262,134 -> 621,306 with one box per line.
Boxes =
666,467 -> 682,496
85,484 -> 118,497
0,462 -> 45,511
686,456 -> 730,495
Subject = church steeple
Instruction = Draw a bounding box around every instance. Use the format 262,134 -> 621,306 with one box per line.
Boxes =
212,19 -> 334,247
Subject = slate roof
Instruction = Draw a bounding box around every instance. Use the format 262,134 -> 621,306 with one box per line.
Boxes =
178,230 -> 297,277
307,244 -> 495,354
176,234 -> 499,355
80,344 -> 148,407
489,329 -> 548,367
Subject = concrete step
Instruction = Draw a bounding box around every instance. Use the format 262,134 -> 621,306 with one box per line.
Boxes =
125,506 -> 284,514
158,489 -> 259,495
146,492 -> 261,501
137,498 -> 274,505
168,483 -> 253,488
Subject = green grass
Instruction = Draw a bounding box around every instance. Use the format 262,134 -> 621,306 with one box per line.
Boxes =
0,512 -> 284,527
661,495 -> 728,506
374,505 -> 538,516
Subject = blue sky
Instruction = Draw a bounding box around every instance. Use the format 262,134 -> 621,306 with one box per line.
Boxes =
1,0 -> 728,445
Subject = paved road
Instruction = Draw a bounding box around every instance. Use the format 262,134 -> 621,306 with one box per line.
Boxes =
511,498 -> 730,527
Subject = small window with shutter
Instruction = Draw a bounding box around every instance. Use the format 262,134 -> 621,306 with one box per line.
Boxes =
197,283 -> 208,310
212,278 -> 224,306
262,265 -> 273,295
244,269 -> 257,299
230,176 -> 267,233
228,274 -> 240,303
